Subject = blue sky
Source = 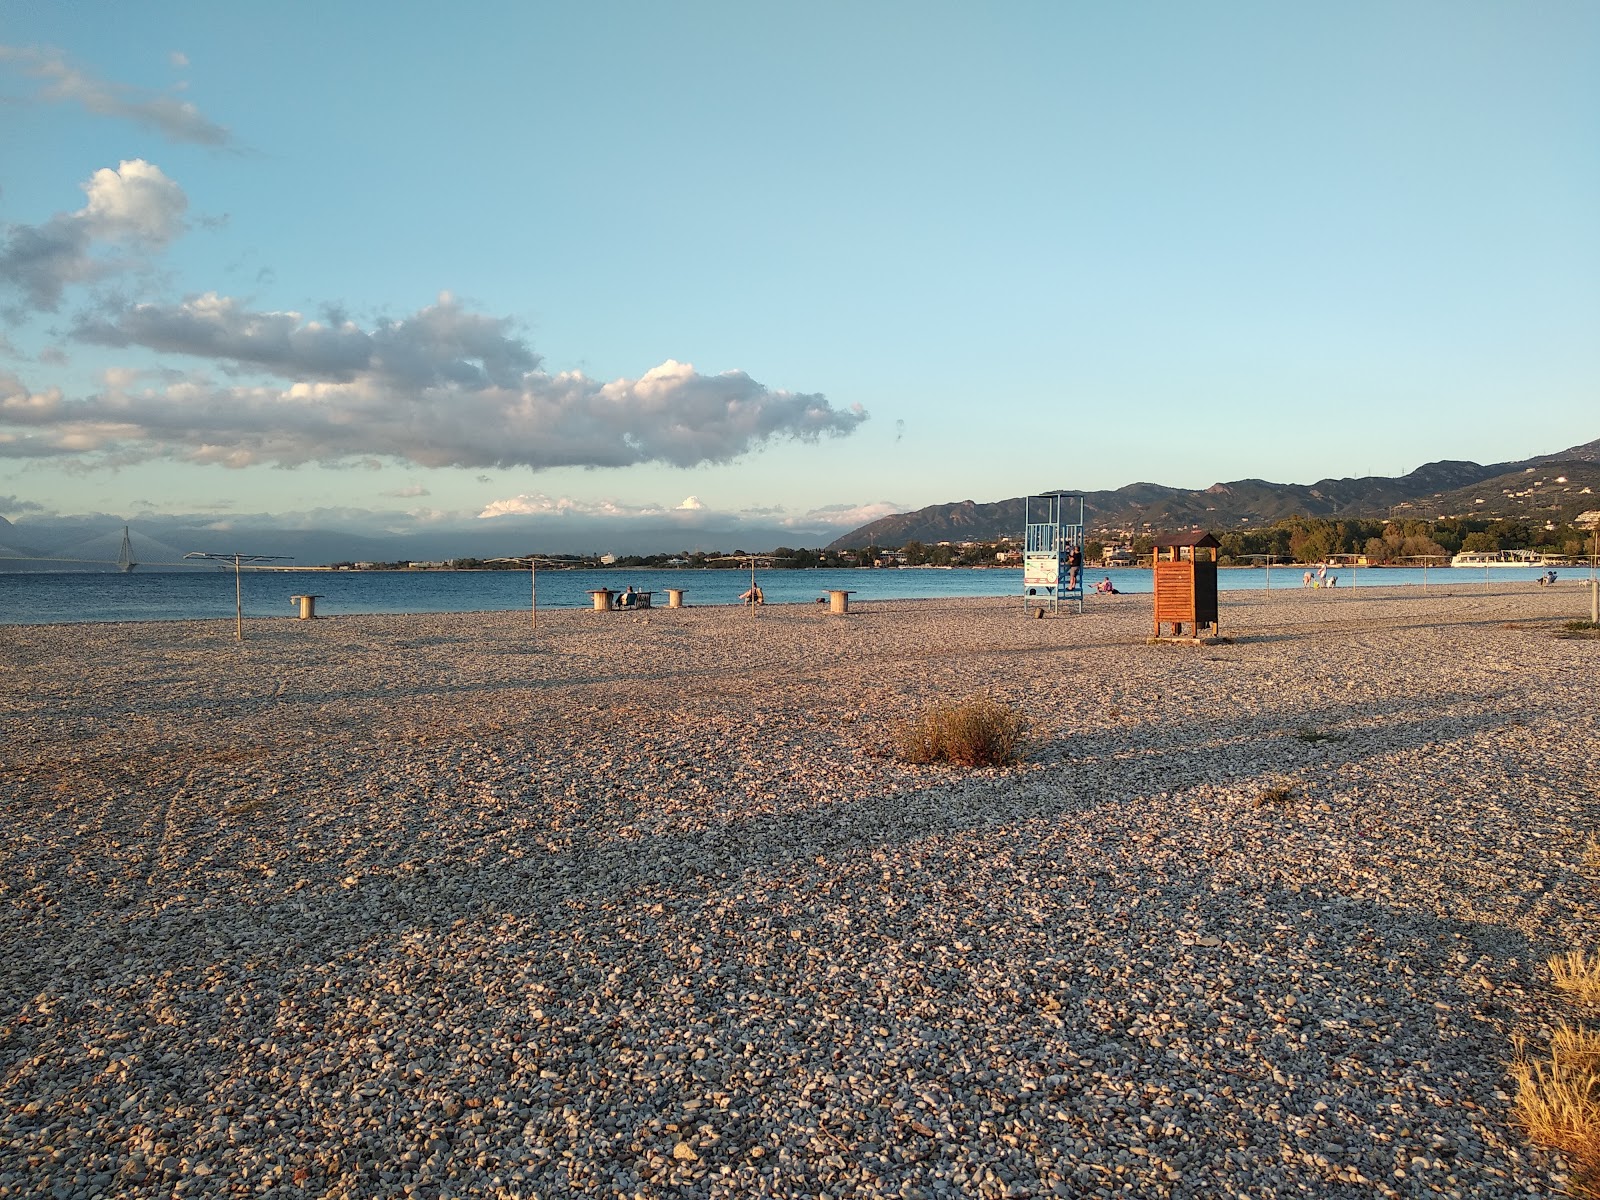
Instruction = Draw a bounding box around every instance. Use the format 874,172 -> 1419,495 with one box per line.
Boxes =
2,2 -> 1596,553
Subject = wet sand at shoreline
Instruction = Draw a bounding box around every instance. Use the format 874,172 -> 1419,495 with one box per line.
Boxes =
3,584 -> 1597,1198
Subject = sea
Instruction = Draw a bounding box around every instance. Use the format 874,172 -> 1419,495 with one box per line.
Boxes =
0,563 -> 1583,626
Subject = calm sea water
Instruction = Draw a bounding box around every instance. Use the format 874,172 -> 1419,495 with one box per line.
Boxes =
0,564 -> 1579,625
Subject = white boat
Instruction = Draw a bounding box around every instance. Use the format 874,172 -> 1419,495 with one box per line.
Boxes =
1450,550 -> 1558,568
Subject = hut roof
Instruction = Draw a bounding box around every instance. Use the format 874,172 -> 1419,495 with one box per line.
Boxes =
1151,531 -> 1220,549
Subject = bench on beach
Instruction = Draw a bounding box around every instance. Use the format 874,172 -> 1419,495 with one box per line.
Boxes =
589,589 -> 655,611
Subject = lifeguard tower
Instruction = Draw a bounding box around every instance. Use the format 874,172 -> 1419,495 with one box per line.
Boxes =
1022,493 -> 1085,615
1152,531 -> 1220,640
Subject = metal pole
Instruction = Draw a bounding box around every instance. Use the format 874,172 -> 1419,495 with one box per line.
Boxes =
531,558 -> 537,629
182,550 -> 291,640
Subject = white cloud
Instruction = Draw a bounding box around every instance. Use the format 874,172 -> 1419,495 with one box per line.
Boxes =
785,501 -> 904,528
10,293 -> 868,470
82,160 -> 188,244
384,484 -> 430,498
0,159 -> 188,312
0,45 -> 229,145
454,490 -> 900,554
478,493 -> 678,520
675,495 -> 705,510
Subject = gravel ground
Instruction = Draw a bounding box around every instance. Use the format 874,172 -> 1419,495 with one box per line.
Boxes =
3,583 -> 1599,1199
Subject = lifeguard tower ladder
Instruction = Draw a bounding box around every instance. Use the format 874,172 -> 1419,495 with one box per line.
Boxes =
1023,493 -> 1085,614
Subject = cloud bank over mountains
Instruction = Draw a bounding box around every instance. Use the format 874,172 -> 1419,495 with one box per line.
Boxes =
1,493 -> 910,564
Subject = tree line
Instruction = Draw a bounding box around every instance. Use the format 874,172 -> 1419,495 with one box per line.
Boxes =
1204,515 -> 1594,565
334,514 -> 1596,573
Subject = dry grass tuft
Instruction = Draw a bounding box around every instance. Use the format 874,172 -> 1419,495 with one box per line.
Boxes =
1552,950 -> 1600,1006
222,794 -> 277,817
1510,1025 -> 1600,1196
1255,784 -> 1295,808
1294,727 -> 1340,744
892,696 -> 1030,768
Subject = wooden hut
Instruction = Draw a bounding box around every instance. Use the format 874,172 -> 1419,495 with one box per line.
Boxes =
1152,531 -> 1220,640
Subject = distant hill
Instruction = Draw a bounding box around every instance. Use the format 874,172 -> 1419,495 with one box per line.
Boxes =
827,438 -> 1600,549
0,515 -> 57,566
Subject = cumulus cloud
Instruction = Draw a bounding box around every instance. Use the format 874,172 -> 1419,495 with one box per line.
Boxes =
0,159 -> 187,312
465,491 -> 895,553
478,493 -> 678,520
0,45 -> 230,145
76,290 -> 536,387
81,160 -> 188,243
6,292 -> 867,469
785,501 -> 904,528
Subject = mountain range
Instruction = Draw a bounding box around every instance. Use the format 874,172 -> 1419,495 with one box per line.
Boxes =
826,438 -> 1600,550
5,438 -> 1597,569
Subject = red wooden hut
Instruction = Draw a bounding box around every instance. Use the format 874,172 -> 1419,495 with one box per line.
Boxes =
1152,531 -> 1220,640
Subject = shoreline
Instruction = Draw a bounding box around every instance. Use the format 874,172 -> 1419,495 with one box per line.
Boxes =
3,589 -> 1597,1197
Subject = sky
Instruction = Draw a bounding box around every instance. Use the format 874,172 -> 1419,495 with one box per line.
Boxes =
2,2 -> 1597,555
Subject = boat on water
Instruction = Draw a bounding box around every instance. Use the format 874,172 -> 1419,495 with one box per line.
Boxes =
1450,549 -> 1560,568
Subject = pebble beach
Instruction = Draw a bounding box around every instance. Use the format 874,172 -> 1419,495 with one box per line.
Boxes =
3,584 -> 1598,1200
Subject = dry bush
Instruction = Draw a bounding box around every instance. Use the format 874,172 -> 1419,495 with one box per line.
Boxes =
893,696 -> 1030,768
1511,1025 -> 1600,1197
1255,784 -> 1295,808
1294,727 -> 1339,744
1553,950 -> 1600,1006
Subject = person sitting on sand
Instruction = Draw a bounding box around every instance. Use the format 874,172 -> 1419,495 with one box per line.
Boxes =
739,585 -> 764,606
1096,576 -> 1120,595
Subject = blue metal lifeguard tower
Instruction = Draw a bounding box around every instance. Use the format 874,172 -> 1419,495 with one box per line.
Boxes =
1023,493 -> 1085,614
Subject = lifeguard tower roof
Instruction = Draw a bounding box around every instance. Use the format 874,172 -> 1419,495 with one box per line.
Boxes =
1151,531 -> 1220,549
